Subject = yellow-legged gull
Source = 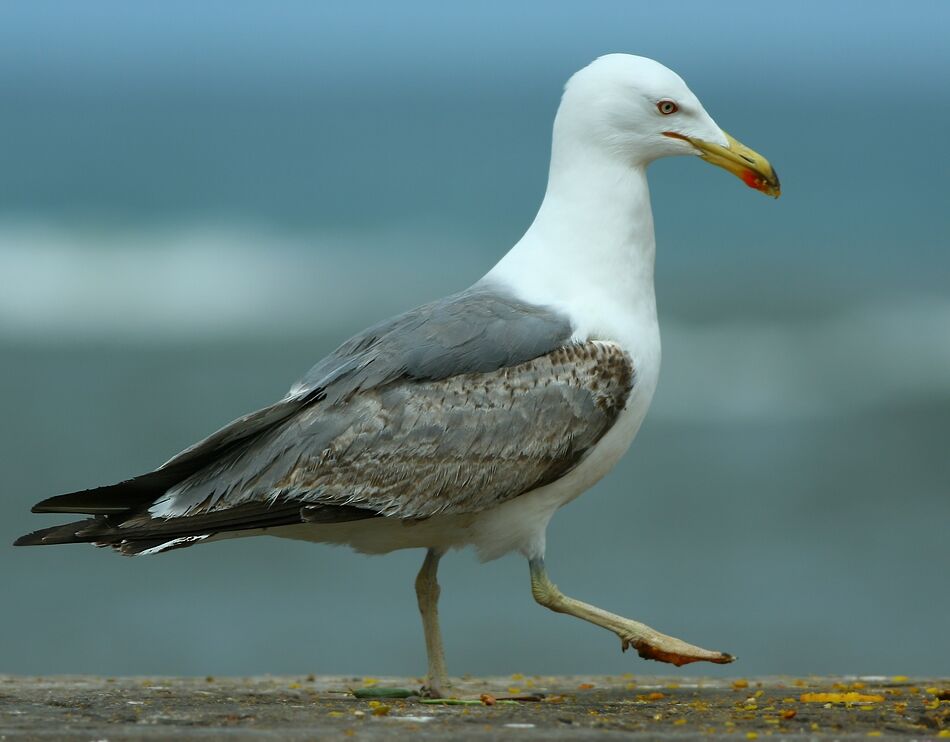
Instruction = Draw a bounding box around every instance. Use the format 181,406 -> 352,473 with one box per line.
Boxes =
16,54 -> 780,696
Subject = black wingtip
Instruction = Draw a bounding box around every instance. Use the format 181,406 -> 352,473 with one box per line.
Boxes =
27,464 -> 198,514
13,529 -> 66,546
30,487 -> 141,515
13,518 -> 101,547
31,501 -> 130,515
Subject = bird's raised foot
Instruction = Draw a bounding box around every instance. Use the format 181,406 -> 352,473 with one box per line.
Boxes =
619,631 -> 734,667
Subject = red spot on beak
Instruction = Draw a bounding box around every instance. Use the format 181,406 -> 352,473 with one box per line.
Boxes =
741,169 -> 766,192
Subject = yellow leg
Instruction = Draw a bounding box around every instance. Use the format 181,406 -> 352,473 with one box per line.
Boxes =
415,548 -> 449,697
529,558 -> 734,666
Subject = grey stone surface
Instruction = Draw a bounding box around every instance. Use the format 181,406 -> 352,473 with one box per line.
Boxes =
1,674 -> 947,740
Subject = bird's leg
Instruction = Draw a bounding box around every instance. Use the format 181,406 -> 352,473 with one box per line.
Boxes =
415,548 -> 450,698
529,558 -> 734,667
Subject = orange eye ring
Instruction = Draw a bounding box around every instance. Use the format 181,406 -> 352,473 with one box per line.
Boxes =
657,100 -> 678,115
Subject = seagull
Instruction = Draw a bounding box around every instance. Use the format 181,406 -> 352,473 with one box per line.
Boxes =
16,54 -> 779,697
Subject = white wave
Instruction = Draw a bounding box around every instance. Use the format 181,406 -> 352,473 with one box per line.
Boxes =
1,222 -> 948,421
0,221 -> 485,341
655,299 -> 950,422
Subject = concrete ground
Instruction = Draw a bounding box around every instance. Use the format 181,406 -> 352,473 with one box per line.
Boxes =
1,674 -> 947,740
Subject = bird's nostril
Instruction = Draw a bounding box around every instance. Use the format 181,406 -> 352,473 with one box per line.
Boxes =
740,154 -> 755,164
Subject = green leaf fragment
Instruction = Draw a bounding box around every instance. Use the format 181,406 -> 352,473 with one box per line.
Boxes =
352,687 -> 416,699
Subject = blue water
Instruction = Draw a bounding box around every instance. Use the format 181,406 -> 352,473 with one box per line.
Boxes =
1,1 -> 948,678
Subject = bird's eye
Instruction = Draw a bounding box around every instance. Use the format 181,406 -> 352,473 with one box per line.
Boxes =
657,100 -> 678,115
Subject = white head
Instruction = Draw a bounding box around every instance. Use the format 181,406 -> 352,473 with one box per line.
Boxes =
554,54 -> 780,197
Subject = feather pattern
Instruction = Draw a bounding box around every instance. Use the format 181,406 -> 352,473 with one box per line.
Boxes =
28,282 -> 570,517
16,342 -> 633,553
16,283 -> 633,555
151,341 -> 633,520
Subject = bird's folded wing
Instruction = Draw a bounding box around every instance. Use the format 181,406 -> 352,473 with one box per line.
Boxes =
18,284 -> 633,553
146,341 -> 634,523
29,283 -> 569,517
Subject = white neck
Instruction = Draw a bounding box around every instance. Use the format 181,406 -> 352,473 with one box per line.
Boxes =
484,124 -> 658,346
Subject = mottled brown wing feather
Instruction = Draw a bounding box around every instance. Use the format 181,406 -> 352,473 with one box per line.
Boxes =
150,340 -> 634,521
22,341 -> 633,551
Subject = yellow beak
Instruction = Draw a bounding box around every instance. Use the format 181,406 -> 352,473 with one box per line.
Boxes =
664,130 -> 781,198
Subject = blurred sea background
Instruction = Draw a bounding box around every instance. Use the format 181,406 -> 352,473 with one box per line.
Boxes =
2,1 -> 949,678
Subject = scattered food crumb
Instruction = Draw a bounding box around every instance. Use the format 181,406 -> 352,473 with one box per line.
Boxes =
800,692 -> 885,704
1,674 -> 943,738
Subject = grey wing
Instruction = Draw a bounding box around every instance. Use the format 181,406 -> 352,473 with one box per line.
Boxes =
28,282 -> 566,518
152,341 -> 634,520
16,283 -> 630,554
287,281 -> 574,404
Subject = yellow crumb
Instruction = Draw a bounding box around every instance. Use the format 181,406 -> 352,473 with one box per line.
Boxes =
800,692 -> 884,704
